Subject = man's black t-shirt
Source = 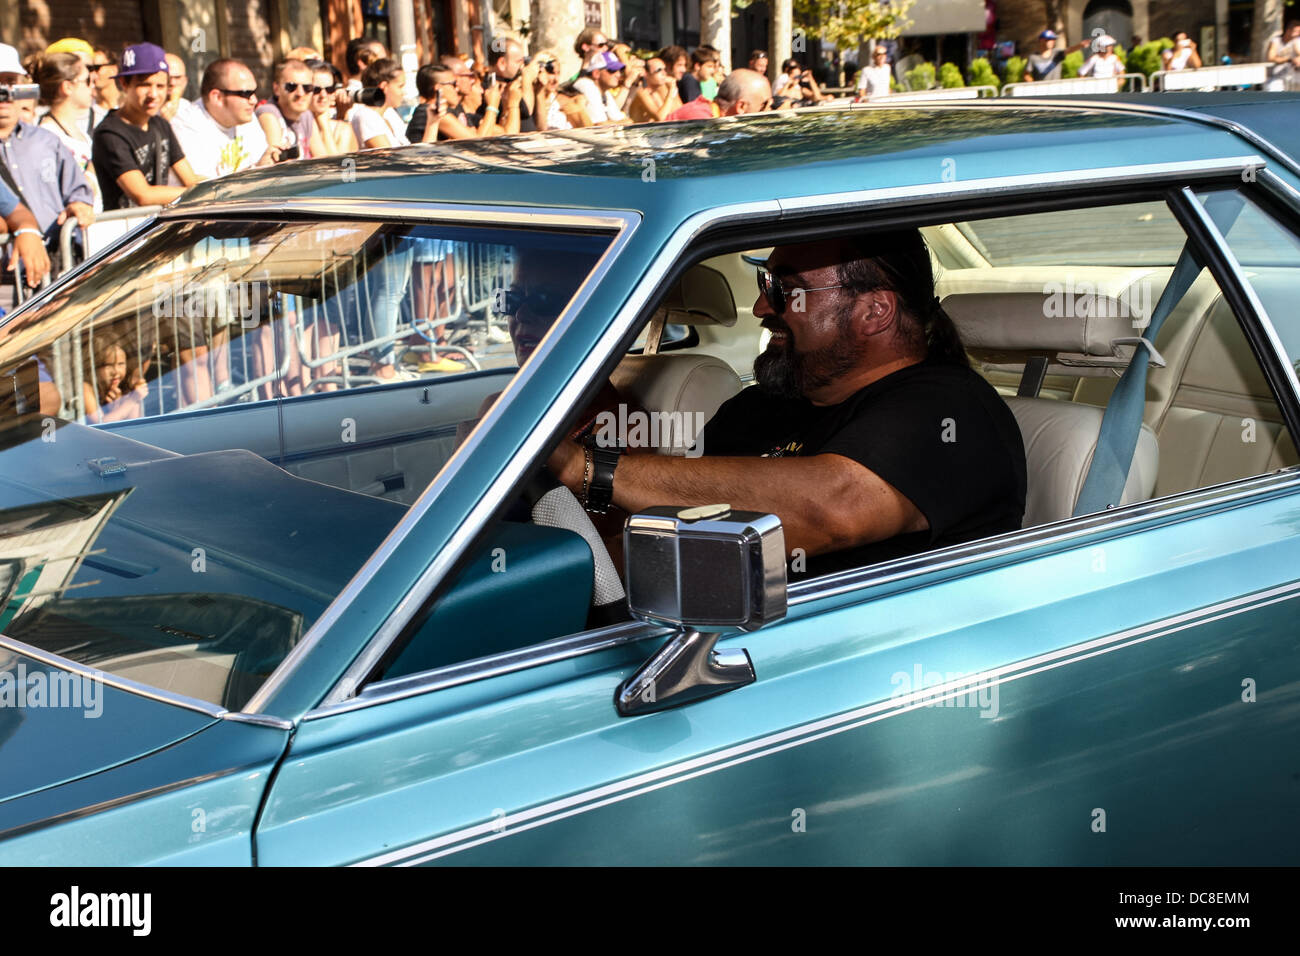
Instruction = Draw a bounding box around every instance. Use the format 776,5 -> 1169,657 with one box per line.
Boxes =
678,73 -> 702,104
700,360 -> 1026,577
92,112 -> 184,210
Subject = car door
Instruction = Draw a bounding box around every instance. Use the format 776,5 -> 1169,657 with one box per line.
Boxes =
253,171 -> 1300,866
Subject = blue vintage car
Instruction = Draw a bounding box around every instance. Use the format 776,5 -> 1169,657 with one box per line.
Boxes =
1,93 -> 1299,865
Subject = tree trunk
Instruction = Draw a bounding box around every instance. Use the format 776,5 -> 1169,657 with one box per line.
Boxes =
700,0 -> 732,72
530,0 -> 587,79
1252,0 -> 1284,61
1044,0 -> 1066,37
771,0 -> 792,81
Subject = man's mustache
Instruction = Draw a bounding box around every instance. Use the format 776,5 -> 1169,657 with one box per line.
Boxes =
761,317 -> 790,334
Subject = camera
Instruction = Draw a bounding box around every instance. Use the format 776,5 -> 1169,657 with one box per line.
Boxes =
542,60 -> 557,75
279,128 -> 300,161
349,86 -> 385,107
0,84 -> 39,104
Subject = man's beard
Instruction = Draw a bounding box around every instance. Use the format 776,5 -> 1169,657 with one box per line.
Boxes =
754,315 -> 866,399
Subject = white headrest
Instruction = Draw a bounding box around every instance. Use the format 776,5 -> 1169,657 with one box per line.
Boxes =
659,264 -> 737,327
943,290 -> 1148,355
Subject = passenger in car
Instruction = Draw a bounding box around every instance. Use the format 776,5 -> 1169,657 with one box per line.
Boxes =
548,229 -> 1028,578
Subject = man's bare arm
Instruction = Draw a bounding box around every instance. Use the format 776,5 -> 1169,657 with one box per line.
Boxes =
551,441 -> 927,557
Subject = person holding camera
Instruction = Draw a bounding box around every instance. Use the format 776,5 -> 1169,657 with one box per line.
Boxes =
1162,31 -> 1203,71
626,56 -> 681,123
408,64 -> 480,142
171,59 -> 279,179
91,43 -> 202,209
349,58 -> 410,149
476,38 -> 534,134
256,58 -> 327,160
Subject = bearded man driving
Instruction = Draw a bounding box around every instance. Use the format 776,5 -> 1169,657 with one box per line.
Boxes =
548,229 -> 1027,578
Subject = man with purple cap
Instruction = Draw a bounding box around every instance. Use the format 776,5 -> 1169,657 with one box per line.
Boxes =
1023,29 -> 1090,83
91,42 -> 202,210
572,51 -> 632,125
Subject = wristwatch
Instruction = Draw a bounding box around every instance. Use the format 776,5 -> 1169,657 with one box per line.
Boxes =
582,437 -> 621,515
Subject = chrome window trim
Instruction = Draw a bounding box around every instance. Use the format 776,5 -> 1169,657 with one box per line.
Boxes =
309,467 -> 1300,718
774,155 -> 1265,217
159,198 -> 633,233
306,153 -> 1275,714
0,634 -> 292,729
1258,167 -> 1300,212
841,97 -> 1300,182
240,204 -> 641,715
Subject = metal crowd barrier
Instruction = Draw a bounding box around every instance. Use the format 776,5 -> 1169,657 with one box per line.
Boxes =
860,85 -> 999,102
1151,62 -> 1270,91
1002,73 -> 1149,96
59,205 -> 164,280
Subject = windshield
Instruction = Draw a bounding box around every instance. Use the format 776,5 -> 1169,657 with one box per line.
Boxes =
0,217 -> 613,710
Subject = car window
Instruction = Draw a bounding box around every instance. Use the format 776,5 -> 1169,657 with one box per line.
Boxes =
954,200 -> 1186,267
375,193 -> 1300,686
0,218 -> 613,710
1193,187 -> 1300,365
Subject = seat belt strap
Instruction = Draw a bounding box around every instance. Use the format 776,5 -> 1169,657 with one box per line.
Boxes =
1073,192 -> 1244,516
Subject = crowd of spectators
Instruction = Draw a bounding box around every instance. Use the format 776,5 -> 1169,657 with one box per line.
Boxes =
0,27 -> 817,294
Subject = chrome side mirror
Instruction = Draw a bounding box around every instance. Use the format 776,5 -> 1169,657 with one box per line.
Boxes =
615,504 -> 786,717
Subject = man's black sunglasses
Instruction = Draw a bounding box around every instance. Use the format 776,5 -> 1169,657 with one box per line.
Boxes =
219,88 -> 259,100
498,287 -> 567,317
281,81 -> 320,94
756,266 -> 849,314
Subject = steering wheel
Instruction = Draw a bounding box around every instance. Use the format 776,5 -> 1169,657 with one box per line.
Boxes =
521,469 -> 626,612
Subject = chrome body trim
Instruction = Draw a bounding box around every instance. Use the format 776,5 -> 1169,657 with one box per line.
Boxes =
242,205 -> 641,714
0,634 -> 226,720
313,155 -> 1270,713
310,467 -> 1300,718
353,579 -> 1300,865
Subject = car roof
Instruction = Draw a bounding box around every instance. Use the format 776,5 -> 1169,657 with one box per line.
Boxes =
176,97 -> 1296,225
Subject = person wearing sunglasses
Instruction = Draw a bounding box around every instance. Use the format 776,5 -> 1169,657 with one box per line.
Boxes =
35,51 -> 102,209
171,59 -> 279,179
626,56 -> 681,123
256,58 -> 327,161
305,59 -> 358,154
546,229 -> 1026,580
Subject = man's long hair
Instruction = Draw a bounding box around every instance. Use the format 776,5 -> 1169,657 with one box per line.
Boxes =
835,229 -> 968,366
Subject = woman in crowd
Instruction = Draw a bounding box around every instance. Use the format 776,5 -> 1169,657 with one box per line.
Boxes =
349,57 -> 411,149
659,45 -> 688,84
34,51 -> 102,209
307,59 -> 359,153
625,56 -> 682,123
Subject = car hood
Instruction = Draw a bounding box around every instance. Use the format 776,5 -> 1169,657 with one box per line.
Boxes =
0,645 -> 216,806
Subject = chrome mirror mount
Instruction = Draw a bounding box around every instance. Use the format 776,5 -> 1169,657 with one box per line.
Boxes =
615,504 -> 787,717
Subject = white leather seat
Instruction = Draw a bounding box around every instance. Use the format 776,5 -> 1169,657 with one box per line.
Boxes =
1006,397 -> 1159,526
942,279 -> 1162,526
611,264 -> 742,455
611,354 -> 740,455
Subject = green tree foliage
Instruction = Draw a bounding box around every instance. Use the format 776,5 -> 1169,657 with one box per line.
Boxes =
1003,55 -> 1027,86
1127,38 -> 1173,78
967,56 -> 1000,90
939,62 -> 965,87
791,0 -> 916,53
